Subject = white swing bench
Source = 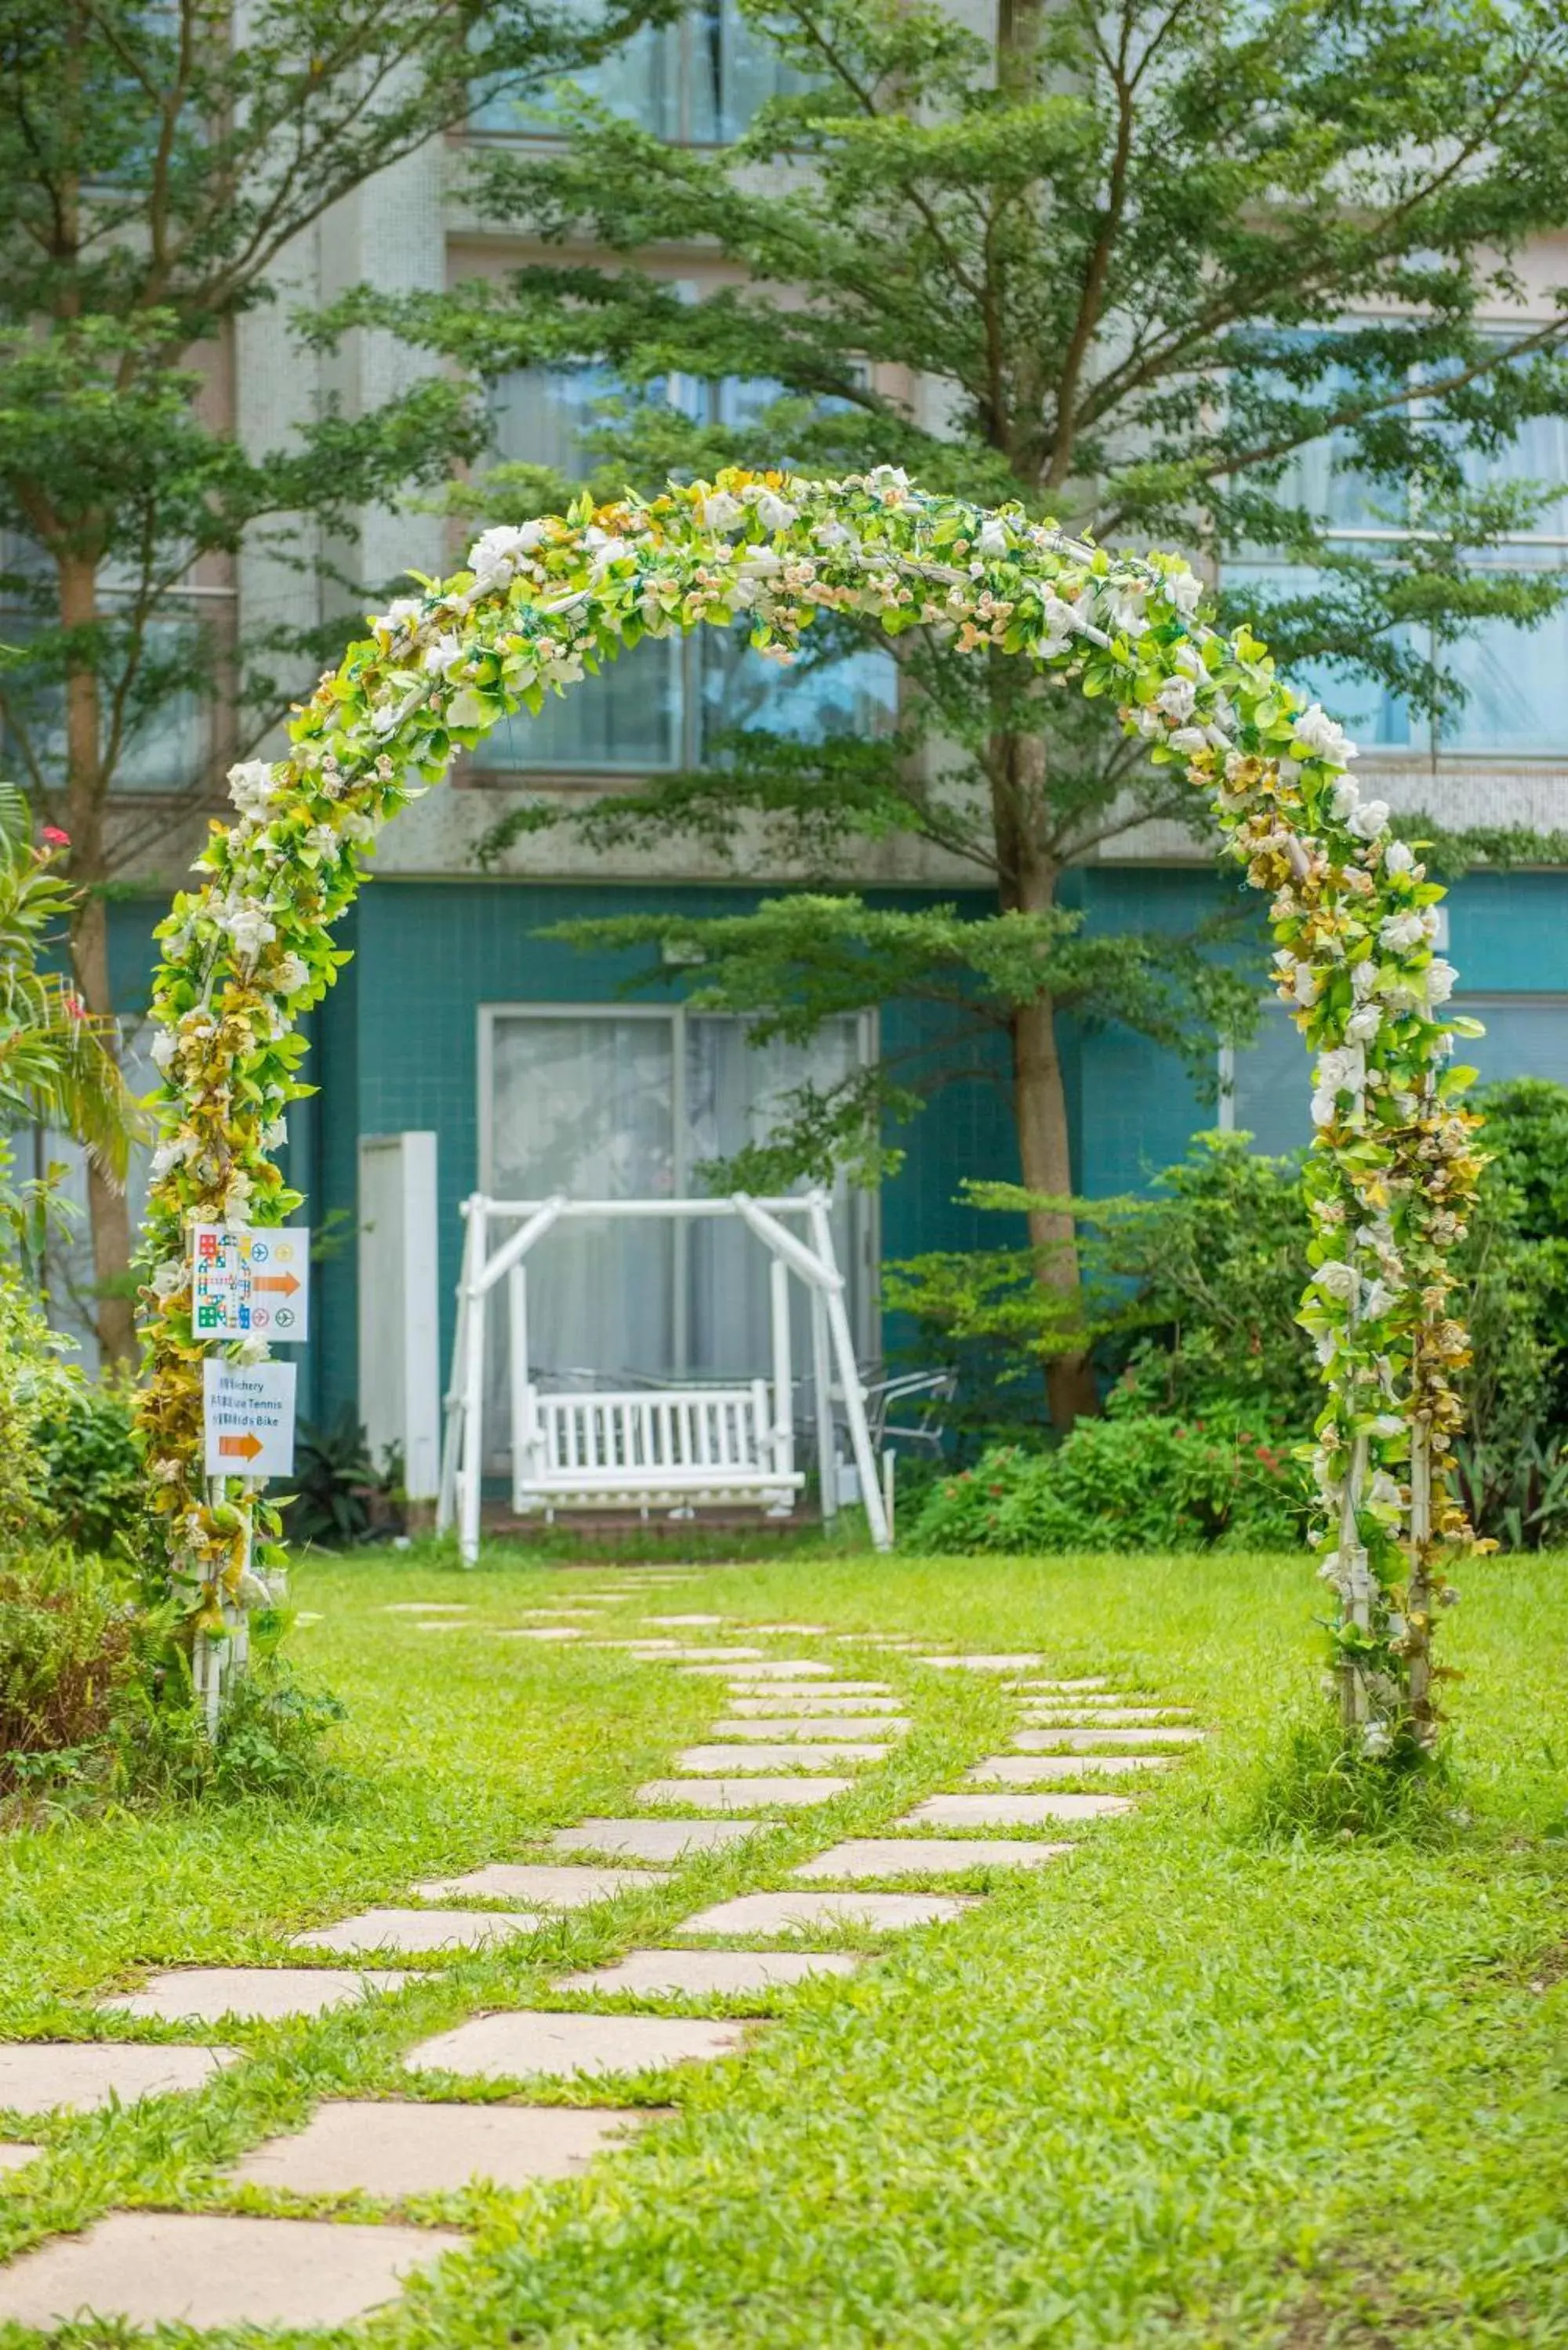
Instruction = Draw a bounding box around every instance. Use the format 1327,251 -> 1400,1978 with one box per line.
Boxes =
435,1188 -> 891,1563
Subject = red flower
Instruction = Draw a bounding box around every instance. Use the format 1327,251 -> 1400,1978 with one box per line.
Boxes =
61,992 -> 85,1020
41,825 -> 70,846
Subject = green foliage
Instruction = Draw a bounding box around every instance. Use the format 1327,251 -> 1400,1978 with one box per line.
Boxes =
906,1414 -> 1305,1556
887,1131 -> 1317,1414
114,1652 -> 350,1808
284,1407 -> 383,1550
0,784 -> 142,1175
31,1375 -> 147,1560
0,1546 -> 138,1793
1250,1715 -> 1458,1847
1451,1077 -> 1568,1547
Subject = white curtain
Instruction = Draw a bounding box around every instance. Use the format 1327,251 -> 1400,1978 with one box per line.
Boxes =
488,1015 -> 676,1390
684,1014 -> 861,1377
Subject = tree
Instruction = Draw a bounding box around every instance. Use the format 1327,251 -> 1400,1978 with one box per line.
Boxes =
0,0 -> 670,1364
368,0 -> 1568,1426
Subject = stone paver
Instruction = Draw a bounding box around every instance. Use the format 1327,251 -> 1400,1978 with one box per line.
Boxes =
658,1645 -> 769,1662
496,1626 -> 583,1642
967,1754 -> 1170,1782
641,1613 -> 725,1627
231,2101 -> 655,2196
383,1603 -> 469,1615
0,2043 -> 237,2117
405,2010 -> 748,2083
681,1659 -> 835,1679
292,1908 -> 543,1955
0,2145 -> 38,2172
101,1968 -> 405,2024
906,1792 -> 1133,1826
724,1694 -> 903,1716
412,1863 -> 666,1906
725,1677 -> 889,1695
1019,1707 -> 1192,1725
415,1620 -> 471,1633
0,2212 -> 463,2334
1012,1726 -> 1203,1749
917,1653 -> 1045,1671
677,1890 -> 975,1935
743,1622 -> 829,1635
637,1778 -> 851,1810
556,1948 -> 863,1996
550,1818 -> 760,1861
710,1716 -> 911,1741
792,1838 -> 1071,1879
675,1742 -> 889,1771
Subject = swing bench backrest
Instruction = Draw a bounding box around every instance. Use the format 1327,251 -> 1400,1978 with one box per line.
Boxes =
515,1380 -> 802,1513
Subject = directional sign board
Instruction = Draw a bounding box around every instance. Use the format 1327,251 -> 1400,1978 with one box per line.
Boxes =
191,1225 -> 310,1342
203,1360 -> 296,1480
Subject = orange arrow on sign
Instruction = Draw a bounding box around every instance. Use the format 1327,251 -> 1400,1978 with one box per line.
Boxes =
253,1272 -> 300,1296
219,1433 -> 264,1462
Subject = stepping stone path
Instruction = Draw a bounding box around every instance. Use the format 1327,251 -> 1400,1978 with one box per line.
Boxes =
675,1742 -> 891,1771
552,1818 -> 758,1860
557,1949 -> 863,1997
102,1968 -> 405,2023
966,1755 -> 1170,1782
909,1791 -> 1135,1826
0,2212 -> 463,2333
1,1603 -> 1206,2336
0,2043 -> 236,2116
679,1891 -> 976,1935
711,1716 -> 912,1739
232,2102 -> 655,2196
1012,1725 -> 1204,1749
292,1907 -> 545,1955
637,1776 -> 854,1808
793,1839 -> 1071,1879
412,1863 -> 665,1905
725,1694 -> 905,1715
404,2011 -> 749,2083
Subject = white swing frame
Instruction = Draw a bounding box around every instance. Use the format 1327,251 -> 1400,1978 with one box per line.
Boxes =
434,1186 -> 891,1562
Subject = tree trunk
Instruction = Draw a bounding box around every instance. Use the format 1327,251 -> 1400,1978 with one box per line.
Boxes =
991,719 -> 1100,1431
60,550 -> 139,1370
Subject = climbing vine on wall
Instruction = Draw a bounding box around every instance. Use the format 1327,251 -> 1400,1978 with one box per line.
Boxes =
136,465 -> 1485,1747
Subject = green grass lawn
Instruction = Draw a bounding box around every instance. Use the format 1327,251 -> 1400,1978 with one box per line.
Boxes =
2,1541 -> 1566,2347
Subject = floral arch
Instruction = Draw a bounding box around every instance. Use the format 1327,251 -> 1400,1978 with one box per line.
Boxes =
136,466 -> 1483,1750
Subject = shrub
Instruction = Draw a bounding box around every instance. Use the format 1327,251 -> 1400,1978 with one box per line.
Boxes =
905,1410 -> 1305,1555
0,1545 -> 139,1792
33,1374 -> 147,1558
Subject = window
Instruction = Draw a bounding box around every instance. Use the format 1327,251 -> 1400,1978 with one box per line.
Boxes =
0,583 -> 211,796
1222,983 -> 1567,1157
473,2 -> 801,144
1224,347 -> 1568,756
467,365 -> 898,774
479,1004 -> 874,1417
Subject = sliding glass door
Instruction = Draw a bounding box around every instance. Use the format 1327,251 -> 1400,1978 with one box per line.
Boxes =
481,1004 -> 873,1392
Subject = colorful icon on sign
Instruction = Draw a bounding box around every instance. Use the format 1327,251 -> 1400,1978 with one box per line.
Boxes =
190,1225 -> 311,1344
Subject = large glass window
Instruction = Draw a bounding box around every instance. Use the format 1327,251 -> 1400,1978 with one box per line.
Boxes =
481,1004 -> 873,1413
473,2 -> 800,143
1224,348 -> 1568,756
1223,992 -> 1568,1159
468,365 -> 898,773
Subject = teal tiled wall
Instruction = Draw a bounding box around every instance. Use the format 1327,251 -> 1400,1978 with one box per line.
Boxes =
103,861 -> 1568,1431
